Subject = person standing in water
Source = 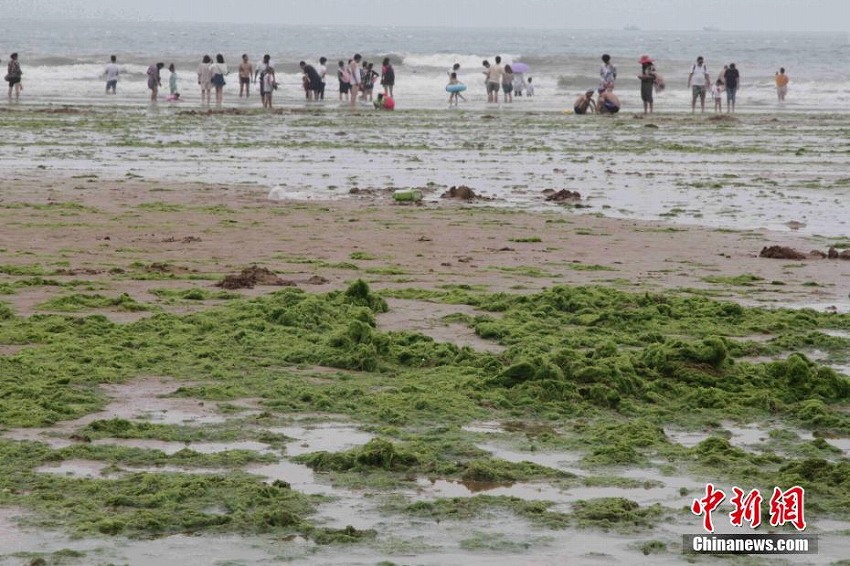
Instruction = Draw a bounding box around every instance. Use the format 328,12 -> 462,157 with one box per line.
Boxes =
146,62 -> 163,102
210,54 -> 228,108
197,55 -> 213,106
724,63 -> 739,113
238,54 -> 254,98
7,53 -> 23,101
349,54 -> 362,107
637,55 -> 656,114
599,54 -> 617,91
381,57 -> 395,98
168,63 -> 178,96
104,55 -> 120,95
688,56 -> 709,113
775,67 -> 789,101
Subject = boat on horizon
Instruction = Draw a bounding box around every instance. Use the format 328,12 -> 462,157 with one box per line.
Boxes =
623,25 -> 641,31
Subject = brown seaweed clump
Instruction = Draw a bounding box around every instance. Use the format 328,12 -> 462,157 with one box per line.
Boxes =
544,189 -> 582,202
759,246 -> 807,260
441,186 -> 477,200
217,266 -> 295,289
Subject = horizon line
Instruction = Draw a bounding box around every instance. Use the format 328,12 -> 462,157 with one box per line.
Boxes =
4,16 -> 847,34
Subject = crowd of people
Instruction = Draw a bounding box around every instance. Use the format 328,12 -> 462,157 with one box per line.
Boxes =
139,53 -> 398,109
3,51 -> 791,113
567,53 -> 789,116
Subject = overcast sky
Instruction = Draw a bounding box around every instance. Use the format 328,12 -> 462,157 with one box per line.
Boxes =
5,0 -> 850,31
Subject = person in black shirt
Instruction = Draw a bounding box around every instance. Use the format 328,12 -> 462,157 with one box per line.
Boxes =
299,61 -> 323,101
724,63 -> 740,113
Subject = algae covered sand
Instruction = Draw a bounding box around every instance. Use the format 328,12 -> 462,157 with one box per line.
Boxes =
2,278 -> 850,563
1,106 -> 850,564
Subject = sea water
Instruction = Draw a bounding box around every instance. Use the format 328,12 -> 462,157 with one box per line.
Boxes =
1,18 -> 847,111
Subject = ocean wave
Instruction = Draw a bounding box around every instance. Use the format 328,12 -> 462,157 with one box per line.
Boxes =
401,53 -> 522,70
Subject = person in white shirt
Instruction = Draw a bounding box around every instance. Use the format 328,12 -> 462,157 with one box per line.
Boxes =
349,54 -> 362,106
197,54 -> 213,106
688,56 -> 710,113
104,55 -> 120,95
317,57 -> 328,100
526,76 -> 535,97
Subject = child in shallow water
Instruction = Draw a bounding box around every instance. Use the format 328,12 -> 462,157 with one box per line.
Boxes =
711,79 -> 724,113
447,72 -> 463,107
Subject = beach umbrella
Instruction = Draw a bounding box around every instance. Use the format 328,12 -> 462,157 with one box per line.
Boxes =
511,62 -> 530,74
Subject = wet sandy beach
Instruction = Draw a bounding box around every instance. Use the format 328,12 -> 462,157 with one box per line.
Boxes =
1,105 -> 849,565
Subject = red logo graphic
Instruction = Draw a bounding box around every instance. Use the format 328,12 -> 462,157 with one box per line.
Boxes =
769,486 -> 807,531
691,483 -> 726,533
693,485 -> 807,532
729,487 -> 763,529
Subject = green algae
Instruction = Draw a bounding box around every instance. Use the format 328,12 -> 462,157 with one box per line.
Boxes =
572,497 -> 663,532
149,288 -> 241,302
36,293 -> 149,312
295,438 -> 568,483
0,440 -> 311,539
403,496 -> 570,529
2,280 -> 850,542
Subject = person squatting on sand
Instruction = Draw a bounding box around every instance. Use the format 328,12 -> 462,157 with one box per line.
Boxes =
574,89 -> 596,115
597,87 -> 620,114
374,92 -> 395,110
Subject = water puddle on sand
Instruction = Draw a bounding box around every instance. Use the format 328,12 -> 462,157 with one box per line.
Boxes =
663,427 -> 713,448
821,329 -> 850,339
723,422 -> 772,450
267,422 -> 375,457
476,442 -> 585,476
34,460 -> 231,479
462,421 -> 507,434
377,299 -> 506,354
0,506 -> 284,566
2,377 -> 240,447
34,460 -> 109,479
89,438 -> 274,455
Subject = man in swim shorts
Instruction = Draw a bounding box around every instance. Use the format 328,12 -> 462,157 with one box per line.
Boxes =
485,56 -> 503,103
574,90 -> 596,115
238,54 -> 254,98
597,88 -> 620,114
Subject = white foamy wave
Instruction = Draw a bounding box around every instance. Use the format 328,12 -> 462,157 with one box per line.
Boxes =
23,63 -> 153,82
401,53 -> 522,70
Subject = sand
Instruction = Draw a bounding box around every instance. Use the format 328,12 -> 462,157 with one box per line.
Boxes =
0,172 -> 847,319
2,105 -> 850,564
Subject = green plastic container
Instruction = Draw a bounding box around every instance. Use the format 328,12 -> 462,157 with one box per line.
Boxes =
392,189 -> 423,202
